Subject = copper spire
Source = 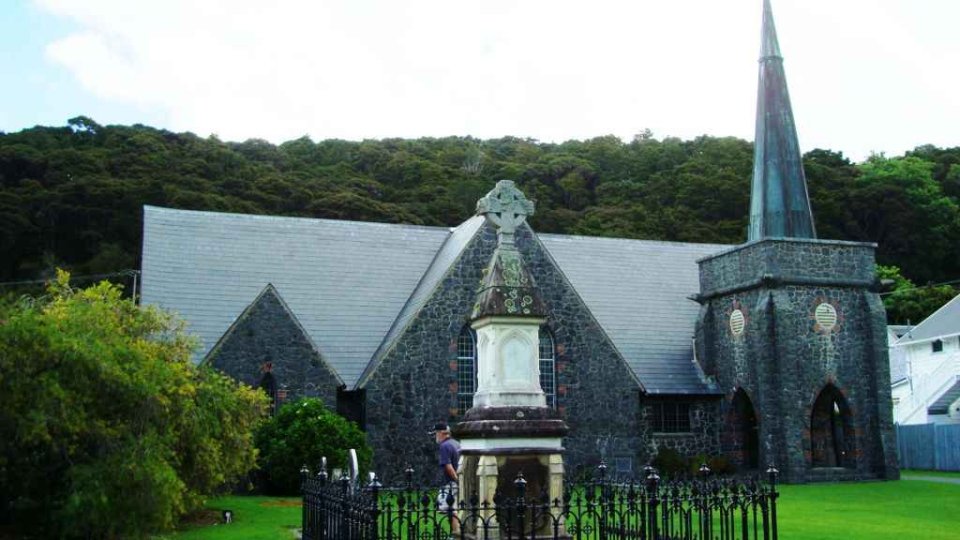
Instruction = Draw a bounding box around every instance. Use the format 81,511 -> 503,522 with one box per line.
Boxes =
748,0 -> 816,241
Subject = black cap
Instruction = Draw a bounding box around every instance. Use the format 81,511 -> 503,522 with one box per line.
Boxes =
429,422 -> 450,434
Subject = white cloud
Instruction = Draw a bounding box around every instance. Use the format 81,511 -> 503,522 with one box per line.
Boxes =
36,0 -> 960,160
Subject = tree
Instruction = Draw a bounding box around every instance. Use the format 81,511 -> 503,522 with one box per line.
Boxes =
255,398 -> 372,494
849,156 -> 960,283
877,265 -> 958,325
0,272 -> 267,538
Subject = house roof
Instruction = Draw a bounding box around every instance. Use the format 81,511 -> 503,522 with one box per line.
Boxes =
888,342 -> 909,386
928,379 -> 960,415
142,206 -> 727,392
896,293 -> 960,345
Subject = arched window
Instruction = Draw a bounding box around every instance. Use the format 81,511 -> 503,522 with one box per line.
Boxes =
457,327 -> 477,414
539,330 -> 557,408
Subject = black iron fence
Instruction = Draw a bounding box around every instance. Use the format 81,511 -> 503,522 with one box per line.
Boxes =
301,463 -> 779,540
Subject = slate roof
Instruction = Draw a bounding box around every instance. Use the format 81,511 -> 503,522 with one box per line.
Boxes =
142,206 -> 728,393
897,293 -> 960,345
537,233 -> 727,394
141,206 -> 450,386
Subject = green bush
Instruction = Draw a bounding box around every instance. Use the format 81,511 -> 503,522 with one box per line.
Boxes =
652,449 -> 735,478
651,448 -> 687,478
0,272 -> 268,538
255,398 -> 372,494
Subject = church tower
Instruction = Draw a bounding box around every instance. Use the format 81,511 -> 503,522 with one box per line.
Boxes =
695,0 -> 898,483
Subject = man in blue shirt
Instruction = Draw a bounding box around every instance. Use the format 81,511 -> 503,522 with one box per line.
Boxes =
431,422 -> 460,534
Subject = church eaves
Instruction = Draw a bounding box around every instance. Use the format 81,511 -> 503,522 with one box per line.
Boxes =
748,0 -> 817,242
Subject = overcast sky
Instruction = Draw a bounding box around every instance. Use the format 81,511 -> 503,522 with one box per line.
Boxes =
2,0 -> 958,162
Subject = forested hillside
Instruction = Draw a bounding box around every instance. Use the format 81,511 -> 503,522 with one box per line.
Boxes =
1,116 -> 958,322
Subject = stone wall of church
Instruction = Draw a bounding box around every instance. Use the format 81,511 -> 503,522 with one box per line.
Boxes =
206,287 -> 340,411
697,239 -> 899,483
641,400 -> 722,466
362,223 -> 649,485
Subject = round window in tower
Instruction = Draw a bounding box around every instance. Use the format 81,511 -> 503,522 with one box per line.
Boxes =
729,309 -> 746,336
814,303 -> 838,332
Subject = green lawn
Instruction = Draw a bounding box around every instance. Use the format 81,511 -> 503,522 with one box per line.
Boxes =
157,496 -> 301,540
777,476 -> 960,540
166,475 -> 960,539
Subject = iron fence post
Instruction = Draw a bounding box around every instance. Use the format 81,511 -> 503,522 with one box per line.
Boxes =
300,465 -> 310,540
646,470 -> 660,540
317,461 -> 329,540
598,461 -> 608,540
515,472 -> 527,540
767,466 -> 779,540
699,463 -> 711,540
368,473 -> 382,540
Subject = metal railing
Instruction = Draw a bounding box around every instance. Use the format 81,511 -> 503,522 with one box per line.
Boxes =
301,462 -> 780,540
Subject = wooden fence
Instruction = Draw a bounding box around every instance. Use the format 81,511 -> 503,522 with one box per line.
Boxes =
896,423 -> 960,471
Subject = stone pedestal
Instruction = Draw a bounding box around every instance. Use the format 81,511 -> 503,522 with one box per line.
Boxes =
454,407 -> 569,539
453,179 -> 571,537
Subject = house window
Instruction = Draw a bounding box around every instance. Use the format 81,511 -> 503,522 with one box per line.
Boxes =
651,402 -> 691,433
457,327 -> 477,414
932,339 -> 944,353
539,330 -> 557,408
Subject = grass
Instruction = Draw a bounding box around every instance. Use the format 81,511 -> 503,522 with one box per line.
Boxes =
157,496 -> 300,540
165,475 -> 960,539
776,477 -> 960,540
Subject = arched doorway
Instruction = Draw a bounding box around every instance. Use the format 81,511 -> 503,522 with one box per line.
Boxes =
810,385 -> 854,468
730,389 -> 760,470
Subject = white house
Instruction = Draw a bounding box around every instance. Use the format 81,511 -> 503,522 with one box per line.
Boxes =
890,294 -> 960,425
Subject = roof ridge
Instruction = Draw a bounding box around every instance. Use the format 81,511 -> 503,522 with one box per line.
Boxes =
536,232 -> 730,249
147,205 -> 735,250
144,204 -> 449,233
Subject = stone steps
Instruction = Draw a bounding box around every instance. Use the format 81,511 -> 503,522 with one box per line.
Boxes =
806,467 -> 880,483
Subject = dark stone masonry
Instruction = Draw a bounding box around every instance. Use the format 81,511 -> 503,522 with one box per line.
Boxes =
200,230 -> 898,485
361,223 -> 666,483
695,239 -> 899,483
206,284 -> 340,412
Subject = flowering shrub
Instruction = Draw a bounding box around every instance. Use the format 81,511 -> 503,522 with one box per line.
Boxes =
255,398 -> 372,494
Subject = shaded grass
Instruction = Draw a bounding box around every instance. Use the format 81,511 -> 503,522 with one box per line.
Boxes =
158,496 -> 300,540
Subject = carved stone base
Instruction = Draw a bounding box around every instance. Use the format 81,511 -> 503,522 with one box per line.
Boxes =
457,452 -> 568,540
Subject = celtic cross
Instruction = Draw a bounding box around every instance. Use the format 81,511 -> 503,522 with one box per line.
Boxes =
476,180 -> 535,246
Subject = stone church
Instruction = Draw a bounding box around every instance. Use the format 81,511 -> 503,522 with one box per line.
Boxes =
140,1 -> 898,483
